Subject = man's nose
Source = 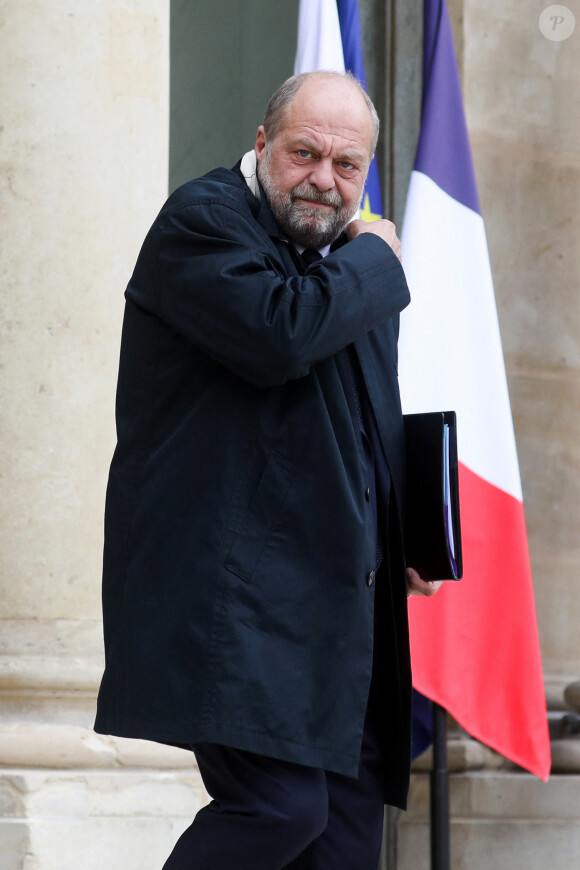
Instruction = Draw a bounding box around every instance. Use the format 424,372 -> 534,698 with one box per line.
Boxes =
307,158 -> 335,191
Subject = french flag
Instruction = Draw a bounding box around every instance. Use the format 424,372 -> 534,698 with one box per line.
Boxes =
399,0 -> 551,780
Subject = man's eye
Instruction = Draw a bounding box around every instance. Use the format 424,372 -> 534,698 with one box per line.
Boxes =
297,150 -> 312,158
339,162 -> 356,171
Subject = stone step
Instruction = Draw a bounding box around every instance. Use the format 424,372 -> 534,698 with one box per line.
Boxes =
398,771 -> 580,870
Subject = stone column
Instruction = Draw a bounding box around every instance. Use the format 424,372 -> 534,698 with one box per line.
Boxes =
0,3 -> 206,867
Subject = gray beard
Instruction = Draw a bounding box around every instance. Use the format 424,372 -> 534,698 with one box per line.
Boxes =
258,153 -> 362,249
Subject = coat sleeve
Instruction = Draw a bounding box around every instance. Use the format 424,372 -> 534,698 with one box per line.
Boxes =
127,196 -> 411,388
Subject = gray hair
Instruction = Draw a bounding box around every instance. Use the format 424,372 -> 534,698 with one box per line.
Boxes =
263,71 -> 380,155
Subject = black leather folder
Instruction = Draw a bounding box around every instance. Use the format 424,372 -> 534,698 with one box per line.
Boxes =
403,411 -> 463,581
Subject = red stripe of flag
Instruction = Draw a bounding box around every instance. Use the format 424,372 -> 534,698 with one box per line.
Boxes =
410,463 -> 551,779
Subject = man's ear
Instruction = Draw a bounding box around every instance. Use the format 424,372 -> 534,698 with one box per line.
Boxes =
255,126 -> 267,164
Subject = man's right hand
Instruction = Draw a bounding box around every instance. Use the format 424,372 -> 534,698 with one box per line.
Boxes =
405,567 -> 443,598
346,218 -> 402,263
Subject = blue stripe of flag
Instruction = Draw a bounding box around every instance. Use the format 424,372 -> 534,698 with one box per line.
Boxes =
415,0 -> 480,213
336,0 -> 383,221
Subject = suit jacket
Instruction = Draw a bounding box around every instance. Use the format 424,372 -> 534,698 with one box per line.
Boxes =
94,162 -> 413,807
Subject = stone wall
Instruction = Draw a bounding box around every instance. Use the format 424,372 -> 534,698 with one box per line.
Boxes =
400,770 -> 580,869
0,3 -> 208,867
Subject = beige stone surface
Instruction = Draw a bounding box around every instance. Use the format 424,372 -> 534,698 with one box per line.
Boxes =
399,771 -> 580,870
411,734 -> 511,774
0,718 -> 196,770
564,679 -> 580,713
0,6 -> 181,863
0,619 -> 103,692
462,1 -> 580,689
0,769 -> 208,870
0,615 -> 186,770
551,738 -> 580,773
0,0 -> 169,621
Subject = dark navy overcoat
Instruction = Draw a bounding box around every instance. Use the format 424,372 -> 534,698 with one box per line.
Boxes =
95,163 -> 412,806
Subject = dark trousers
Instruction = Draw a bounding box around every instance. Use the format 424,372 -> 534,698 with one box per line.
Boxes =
161,692 -> 385,870
161,559 -> 400,870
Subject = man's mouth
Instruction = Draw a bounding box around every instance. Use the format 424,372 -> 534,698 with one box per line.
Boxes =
295,197 -> 335,209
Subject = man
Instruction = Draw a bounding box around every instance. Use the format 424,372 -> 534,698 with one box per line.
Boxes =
95,71 -> 439,869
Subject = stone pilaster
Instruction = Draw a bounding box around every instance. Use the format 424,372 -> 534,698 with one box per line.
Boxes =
0,3 -> 208,867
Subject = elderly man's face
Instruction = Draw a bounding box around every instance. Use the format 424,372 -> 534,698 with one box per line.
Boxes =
255,77 -> 374,249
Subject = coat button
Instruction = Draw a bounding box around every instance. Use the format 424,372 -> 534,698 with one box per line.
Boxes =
367,570 -> 375,587
365,487 -> 371,502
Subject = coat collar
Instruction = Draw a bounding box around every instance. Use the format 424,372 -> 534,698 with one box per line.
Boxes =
233,155 -> 282,242
233,156 -> 302,275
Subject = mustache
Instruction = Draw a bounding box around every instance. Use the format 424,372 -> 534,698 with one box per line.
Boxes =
290,183 -> 344,209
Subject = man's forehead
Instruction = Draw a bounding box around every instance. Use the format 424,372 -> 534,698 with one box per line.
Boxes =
288,78 -> 369,121
285,128 -> 369,161
280,80 -> 373,153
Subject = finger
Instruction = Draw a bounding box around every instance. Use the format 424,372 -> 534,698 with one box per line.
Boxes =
405,569 -> 443,598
